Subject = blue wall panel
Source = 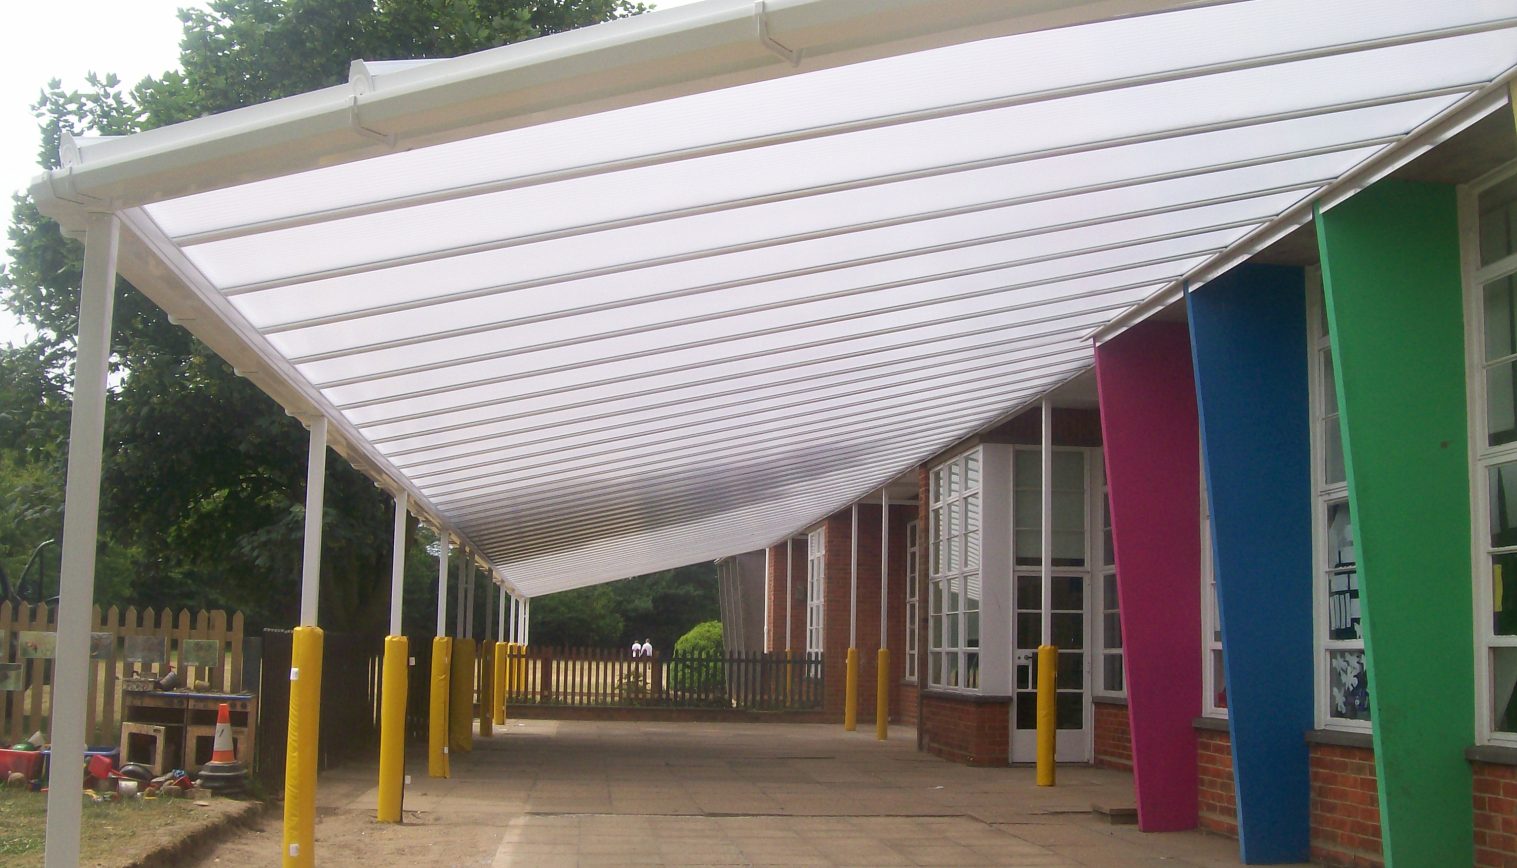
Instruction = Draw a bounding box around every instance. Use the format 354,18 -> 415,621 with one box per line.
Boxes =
1187,264 -> 1313,863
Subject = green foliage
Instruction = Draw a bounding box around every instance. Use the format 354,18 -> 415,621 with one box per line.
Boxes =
0,0 -> 645,632
527,561 -> 719,650
670,619 -> 725,698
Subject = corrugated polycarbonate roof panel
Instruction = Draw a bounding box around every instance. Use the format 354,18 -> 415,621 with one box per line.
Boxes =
120,0 -> 1517,595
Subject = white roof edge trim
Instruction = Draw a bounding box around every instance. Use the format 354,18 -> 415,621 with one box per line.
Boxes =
29,0 -> 1227,224
1091,63 -> 1517,344
110,210 -> 525,596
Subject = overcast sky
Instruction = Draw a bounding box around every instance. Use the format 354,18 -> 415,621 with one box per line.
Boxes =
0,0 -> 702,348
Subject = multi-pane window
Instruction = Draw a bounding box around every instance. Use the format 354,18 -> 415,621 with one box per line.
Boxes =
1096,477 -> 1123,696
1013,449 -> 1087,568
928,450 -> 980,689
806,528 -> 825,655
905,520 -> 920,682
1200,476 -> 1227,716
1468,163 -> 1517,744
1310,275 -> 1368,727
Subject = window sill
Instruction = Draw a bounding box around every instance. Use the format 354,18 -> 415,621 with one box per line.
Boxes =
921,688 -> 1011,704
1304,728 -> 1374,750
1192,716 -> 1230,732
1092,694 -> 1127,707
1466,743 -> 1517,766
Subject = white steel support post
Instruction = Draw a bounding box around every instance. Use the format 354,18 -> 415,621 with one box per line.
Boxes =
509,595 -> 518,643
436,533 -> 449,636
524,598 -> 531,645
300,416 -> 328,627
785,538 -> 793,651
763,548 -> 772,651
1040,400 -> 1053,650
43,212 -> 119,868
497,581 -> 506,642
850,504 -> 859,649
454,552 -> 467,637
389,491 -> 408,636
465,559 -> 476,638
880,490 -> 890,650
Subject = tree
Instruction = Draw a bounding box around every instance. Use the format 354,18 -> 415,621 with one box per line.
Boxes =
0,0 -> 645,633
526,561 -> 719,650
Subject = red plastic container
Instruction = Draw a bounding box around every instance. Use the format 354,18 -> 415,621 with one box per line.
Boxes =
0,747 -> 44,780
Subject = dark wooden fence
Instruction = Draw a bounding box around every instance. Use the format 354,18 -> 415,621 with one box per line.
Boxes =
255,629 -> 383,791
508,647 -> 823,711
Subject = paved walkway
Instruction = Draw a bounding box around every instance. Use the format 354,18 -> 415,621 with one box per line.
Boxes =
196,720 -> 1258,867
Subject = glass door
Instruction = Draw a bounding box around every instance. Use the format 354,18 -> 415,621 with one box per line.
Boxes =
1010,573 -> 1091,762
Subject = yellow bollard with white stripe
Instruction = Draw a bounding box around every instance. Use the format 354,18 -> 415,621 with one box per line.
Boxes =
376,635 -> 408,822
282,626 -> 324,866
428,637 -> 451,778
1036,644 -> 1058,787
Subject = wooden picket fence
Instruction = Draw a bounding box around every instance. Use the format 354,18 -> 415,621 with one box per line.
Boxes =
0,603 -> 246,749
506,646 -> 824,711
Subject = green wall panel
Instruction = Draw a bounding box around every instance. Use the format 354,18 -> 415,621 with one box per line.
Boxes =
1315,179 -> 1474,867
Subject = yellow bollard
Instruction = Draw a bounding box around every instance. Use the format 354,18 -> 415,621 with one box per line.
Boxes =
376,635 -> 408,823
513,643 -> 526,694
428,637 -> 451,778
844,647 -> 859,731
1036,644 -> 1058,787
876,647 -> 890,741
493,641 -> 508,725
785,649 -> 793,706
282,626 -> 324,866
478,641 -> 493,738
450,639 -> 475,753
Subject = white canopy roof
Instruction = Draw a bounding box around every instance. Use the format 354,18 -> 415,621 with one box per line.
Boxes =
32,0 -> 1517,596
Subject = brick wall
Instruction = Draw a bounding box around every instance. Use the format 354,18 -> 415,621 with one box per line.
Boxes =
764,539 -> 808,653
919,692 -> 1010,766
816,502 -> 916,721
1195,723 -> 1238,838
1474,760 -> 1517,867
1309,739 -> 1383,867
898,681 -> 919,725
1093,699 -> 1132,771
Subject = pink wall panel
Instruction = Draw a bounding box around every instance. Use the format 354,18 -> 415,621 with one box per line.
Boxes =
1094,321 -> 1201,832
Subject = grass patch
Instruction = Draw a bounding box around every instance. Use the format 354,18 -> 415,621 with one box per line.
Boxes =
0,787 -> 210,867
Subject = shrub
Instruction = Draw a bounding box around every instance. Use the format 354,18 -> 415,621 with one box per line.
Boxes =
670,620 -> 725,700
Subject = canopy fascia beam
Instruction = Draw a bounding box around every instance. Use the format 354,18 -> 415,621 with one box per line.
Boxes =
32,0 -> 1221,225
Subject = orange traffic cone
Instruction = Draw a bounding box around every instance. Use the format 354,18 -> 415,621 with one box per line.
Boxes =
196,702 -> 247,794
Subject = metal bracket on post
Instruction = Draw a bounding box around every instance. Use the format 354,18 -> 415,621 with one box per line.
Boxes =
755,1 -> 801,67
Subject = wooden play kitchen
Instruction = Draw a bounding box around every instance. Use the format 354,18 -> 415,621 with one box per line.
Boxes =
119,689 -> 256,776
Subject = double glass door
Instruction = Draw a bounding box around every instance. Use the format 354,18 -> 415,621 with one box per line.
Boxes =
1009,572 -> 1091,763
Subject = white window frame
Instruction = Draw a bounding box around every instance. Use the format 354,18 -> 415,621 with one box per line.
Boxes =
806,527 -> 825,655
1463,158 -> 1517,748
905,519 -> 920,683
927,448 -> 981,691
1308,269 -> 1370,732
1094,454 -> 1125,699
1200,465 -> 1227,718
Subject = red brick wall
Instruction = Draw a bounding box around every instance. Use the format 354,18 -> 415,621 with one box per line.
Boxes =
1196,725 -> 1238,838
1093,700 -> 1132,772
1474,760 -> 1517,867
816,502 -> 916,721
1310,741 -> 1383,867
919,693 -> 1010,766
764,539 -> 808,653
898,681 -> 919,725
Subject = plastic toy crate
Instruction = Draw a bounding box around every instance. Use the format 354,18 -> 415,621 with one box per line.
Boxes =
0,747 -> 44,780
